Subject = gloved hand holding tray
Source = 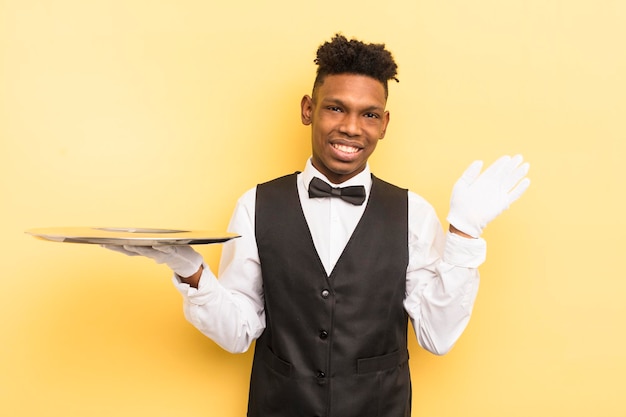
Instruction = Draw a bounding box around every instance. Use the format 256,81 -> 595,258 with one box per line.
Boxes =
25,227 -> 239,246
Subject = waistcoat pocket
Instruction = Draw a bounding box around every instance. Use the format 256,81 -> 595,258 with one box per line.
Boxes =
259,343 -> 292,377
357,350 -> 409,374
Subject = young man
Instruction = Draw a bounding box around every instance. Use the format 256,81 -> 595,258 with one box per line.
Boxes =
108,34 -> 530,417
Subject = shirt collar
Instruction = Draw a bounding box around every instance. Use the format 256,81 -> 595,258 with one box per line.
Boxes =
301,158 -> 372,193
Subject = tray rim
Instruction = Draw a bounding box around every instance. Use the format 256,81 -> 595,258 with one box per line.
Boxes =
25,227 -> 240,246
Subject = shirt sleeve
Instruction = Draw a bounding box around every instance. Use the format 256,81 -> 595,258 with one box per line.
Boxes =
403,191 -> 486,355
172,188 -> 266,354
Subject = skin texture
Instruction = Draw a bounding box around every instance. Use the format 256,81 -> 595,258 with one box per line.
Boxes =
301,74 -> 390,185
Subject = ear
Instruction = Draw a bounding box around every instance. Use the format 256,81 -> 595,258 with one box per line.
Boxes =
379,110 -> 390,139
300,95 -> 313,126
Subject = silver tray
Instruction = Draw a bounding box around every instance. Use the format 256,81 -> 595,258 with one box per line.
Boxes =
25,227 -> 239,246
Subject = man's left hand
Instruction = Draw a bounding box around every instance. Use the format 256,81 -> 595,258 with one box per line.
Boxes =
447,154 -> 530,238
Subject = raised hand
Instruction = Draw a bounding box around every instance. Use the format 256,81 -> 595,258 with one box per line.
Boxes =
447,155 -> 530,238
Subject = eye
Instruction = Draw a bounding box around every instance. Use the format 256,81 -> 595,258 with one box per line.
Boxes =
364,112 -> 379,119
326,106 -> 343,112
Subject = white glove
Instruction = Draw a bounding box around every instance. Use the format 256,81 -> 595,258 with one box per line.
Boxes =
103,245 -> 204,278
447,154 -> 530,238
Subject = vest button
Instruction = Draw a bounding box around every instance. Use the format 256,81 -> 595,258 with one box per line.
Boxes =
319,330 -> 329,339
321,289 -> 330,298
316,370 -> 326,378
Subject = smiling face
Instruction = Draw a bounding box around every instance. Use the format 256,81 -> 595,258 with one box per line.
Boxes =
301,74 -> 390,184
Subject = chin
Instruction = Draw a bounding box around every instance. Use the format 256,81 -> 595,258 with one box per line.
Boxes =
329,164 -> 365,181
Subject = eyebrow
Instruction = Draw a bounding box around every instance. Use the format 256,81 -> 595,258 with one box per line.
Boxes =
321,97 -> 386,113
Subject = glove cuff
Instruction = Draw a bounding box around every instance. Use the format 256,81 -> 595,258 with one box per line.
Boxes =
443,232 -> 487,268
446,212 -> 482,238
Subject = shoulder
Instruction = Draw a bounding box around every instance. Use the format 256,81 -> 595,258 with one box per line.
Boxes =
235,172 -> 301,212
407,189 -> 435,213
258,172 -> 299,188
406,190 -> 443,245
237,186 -> 257,207
371,175 -> 432,211
370,175 -> 442,237
255,172 -> 300,207
237,172 -> 300,202
371,175 -> 407,193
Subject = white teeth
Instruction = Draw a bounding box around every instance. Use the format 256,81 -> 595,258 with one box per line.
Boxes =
333,144 -> 359,153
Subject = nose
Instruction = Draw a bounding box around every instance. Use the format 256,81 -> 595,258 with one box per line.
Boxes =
338,113 -> 361,136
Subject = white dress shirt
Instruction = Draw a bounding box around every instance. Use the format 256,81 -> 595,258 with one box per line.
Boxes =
174,159 -> 487,355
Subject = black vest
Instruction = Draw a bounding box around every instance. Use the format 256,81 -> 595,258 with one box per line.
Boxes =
249,173 -> 410,417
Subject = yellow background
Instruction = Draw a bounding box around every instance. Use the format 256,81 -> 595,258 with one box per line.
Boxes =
2,1 -> 625,416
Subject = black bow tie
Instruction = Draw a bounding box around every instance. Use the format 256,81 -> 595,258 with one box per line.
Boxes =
308,177 -> 366,206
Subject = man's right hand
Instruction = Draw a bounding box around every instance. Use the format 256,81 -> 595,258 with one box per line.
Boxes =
102,244 -> 204,279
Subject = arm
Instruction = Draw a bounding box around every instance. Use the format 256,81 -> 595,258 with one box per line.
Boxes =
172,188 -> 265,353
405,155 -> 530,354
104,188 -> 265,353
404,194 -> 485,355
178,265 -> 203,288
449,224 -> 473,239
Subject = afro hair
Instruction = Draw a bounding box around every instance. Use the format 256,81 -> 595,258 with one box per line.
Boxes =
313,34 -> 399,98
